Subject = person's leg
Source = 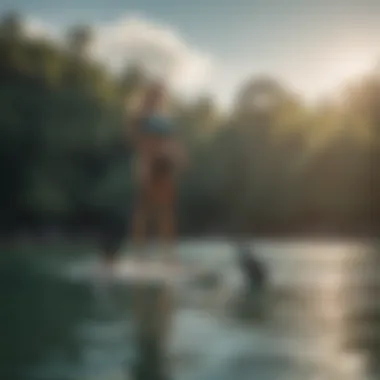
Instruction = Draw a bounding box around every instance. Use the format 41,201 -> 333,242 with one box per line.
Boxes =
156,179 -> 176,265
131,201 -> 148,260
131,156 -> 151,260
160,205 -> 175,264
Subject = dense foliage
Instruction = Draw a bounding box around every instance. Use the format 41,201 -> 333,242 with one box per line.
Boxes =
1,13 -> 379,237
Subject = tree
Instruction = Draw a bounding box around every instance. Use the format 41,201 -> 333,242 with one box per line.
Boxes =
0,11 -> 23,40
66,24 -> 93,58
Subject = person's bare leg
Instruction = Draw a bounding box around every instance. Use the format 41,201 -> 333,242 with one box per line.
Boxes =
131,156 -> 151,261
158,202 -> 176,265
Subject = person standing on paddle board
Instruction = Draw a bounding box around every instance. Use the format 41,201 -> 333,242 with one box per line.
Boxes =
127,81 -> 187,264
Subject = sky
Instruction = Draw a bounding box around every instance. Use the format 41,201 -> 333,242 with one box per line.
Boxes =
1,0 -> 379,106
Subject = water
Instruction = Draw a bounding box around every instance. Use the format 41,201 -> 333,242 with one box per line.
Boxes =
1,239 -> 380,380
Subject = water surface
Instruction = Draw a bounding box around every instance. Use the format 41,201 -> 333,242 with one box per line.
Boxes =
1,239 -> 379,380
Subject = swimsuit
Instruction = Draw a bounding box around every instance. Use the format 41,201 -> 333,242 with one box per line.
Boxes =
134,114 -> 178,183
140,114 -> 175,137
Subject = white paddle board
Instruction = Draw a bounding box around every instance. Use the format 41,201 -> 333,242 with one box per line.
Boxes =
66,257 -> 202,285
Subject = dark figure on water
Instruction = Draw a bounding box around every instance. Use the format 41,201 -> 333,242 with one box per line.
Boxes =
236,244 -> 267,291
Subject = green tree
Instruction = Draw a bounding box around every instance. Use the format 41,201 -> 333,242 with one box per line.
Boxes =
66,24 -> 93,58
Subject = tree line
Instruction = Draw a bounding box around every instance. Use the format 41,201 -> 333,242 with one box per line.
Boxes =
1,12 -> 379,238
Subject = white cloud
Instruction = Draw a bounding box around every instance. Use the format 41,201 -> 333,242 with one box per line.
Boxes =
22,15 -> 214,95
23,17 -> 60,41
90,16 -> 213,94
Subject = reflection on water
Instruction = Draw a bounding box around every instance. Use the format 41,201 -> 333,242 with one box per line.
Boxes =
1,240 -> 380,380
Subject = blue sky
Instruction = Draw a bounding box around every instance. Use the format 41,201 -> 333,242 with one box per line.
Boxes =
1,0 -> 379,105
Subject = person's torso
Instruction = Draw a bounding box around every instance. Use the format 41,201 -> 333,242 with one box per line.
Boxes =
136,114 -> 177,159
140,114 -> 175,137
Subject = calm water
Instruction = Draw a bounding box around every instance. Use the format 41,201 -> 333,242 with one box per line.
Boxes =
1,239 -> 380,380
